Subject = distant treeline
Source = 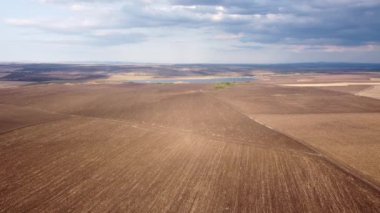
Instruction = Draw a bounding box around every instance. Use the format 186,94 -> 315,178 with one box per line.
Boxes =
0,63 -> 379,78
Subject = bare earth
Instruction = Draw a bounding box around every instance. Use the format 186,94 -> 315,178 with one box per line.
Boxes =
0,73 -> 380,212
356,85 -> 380,100
254,113 -> 380,184
281,82 -> 380,87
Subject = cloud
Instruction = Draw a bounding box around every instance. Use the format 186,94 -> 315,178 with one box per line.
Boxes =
214,33 -> 244,41
287,44 -> 377,53
5,18 -> 106,33
172,0 -> 380,46
4,0 -> 380,50
89,31 -> 146,45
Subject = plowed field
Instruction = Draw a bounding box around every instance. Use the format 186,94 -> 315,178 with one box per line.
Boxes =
0,83 -> 379,212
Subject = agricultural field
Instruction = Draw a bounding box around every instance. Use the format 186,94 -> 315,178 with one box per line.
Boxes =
253,113 -> 380,185
0,104 -> 66,133
0,67 -> 379,212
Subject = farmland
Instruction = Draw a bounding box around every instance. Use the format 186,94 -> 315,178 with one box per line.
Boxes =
0,64 -> 379,212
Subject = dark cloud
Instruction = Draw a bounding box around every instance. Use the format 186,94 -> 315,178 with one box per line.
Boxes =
171,0 -> 380,46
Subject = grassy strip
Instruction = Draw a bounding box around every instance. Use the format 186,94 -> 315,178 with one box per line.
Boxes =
214,82 -> 235,90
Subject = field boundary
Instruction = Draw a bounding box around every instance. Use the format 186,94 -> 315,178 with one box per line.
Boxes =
0,103 -> 318,158
207,92 -> 380,192
0,117 -> 68,136
251,117 -> 380,193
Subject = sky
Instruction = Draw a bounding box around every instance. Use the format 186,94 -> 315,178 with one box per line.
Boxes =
1,0 -> 380,63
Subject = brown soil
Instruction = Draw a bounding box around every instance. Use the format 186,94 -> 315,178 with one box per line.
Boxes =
253,113 -> 380,185
0,83 -> 379,212
214,84 -> 380,114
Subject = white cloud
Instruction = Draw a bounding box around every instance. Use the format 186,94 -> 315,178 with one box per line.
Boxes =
69,4 -> 87,11
4,18 -> 36,26
214,33 -> 244,40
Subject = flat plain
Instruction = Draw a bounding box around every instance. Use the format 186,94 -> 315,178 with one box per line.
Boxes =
0,66 -> 380,212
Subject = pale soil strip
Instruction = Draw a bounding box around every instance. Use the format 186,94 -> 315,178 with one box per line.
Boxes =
356,85 -> 380,100
281,82 -> 380,87
0,81 -> 33,88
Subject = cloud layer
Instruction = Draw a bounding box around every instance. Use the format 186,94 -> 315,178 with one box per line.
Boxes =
1,0 -> 380,62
